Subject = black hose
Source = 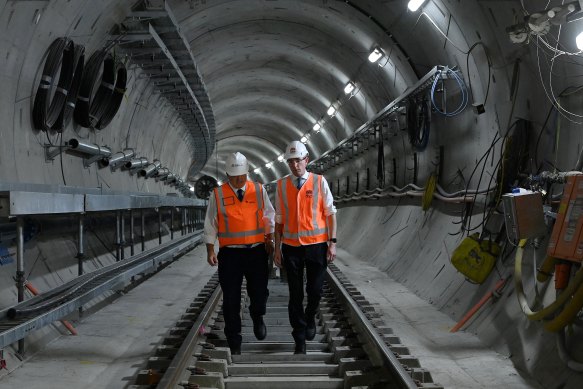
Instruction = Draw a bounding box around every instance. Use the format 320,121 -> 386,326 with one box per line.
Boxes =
407,98 -> 430,151
95,61 -> 127,130
32,38 -> 74,131
74,50 -> 115,128
54,42 -> 85,132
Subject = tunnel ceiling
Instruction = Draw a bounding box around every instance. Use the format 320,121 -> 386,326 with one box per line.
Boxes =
172,0 -> 419,183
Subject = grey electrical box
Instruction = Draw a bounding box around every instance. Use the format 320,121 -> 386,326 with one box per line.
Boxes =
502,191 -> 547,244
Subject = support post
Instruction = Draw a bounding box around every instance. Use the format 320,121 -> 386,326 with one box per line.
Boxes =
141,210 -> 146,252
16,217 -> 25,356
130,210 -> 135,256
170,208 -> 174,240
115,211 -> 121,261
158,209 -> 162,245
120,211 -> 125,260
77,215 -> 85,318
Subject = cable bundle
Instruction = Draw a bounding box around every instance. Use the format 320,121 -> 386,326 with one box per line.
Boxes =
55,43 -> 85,131
95,61 -> 127,130
406,98 -> 430,151
430,67 -> 468,117
32,38 -> 76,131
74,50 -> 114,128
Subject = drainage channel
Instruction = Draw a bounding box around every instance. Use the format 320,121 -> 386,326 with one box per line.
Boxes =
132,264 -> 442,389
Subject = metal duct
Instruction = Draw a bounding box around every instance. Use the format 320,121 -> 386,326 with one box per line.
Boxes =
68,139 -> 112,157
124,157 -> 148,169
108,149 -> 135,168
139,160 -> 161,178
155,167 -> 170,179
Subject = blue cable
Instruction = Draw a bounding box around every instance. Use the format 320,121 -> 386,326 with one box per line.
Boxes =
431,67 -> 468,117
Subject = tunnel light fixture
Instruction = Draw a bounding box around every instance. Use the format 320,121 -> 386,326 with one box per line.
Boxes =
278,154 -> 284,162
300,136 -> 308,144
312,122 -> 321,132
344,81 -> 355,94
327,105 -> 336,116
407,0 -> 427,12
265,162 -> 273,168
577,31 -> 583,50
368,47 -> 384,63
254,167 -> 261,173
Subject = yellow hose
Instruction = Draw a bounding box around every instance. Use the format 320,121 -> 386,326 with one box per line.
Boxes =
422,173 -> 437,211
537,255 -> 558,283
545,279 -> 583,332
514,239 -> 583,321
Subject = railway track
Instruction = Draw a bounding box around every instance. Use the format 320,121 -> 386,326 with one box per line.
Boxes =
132,264 -> 443,389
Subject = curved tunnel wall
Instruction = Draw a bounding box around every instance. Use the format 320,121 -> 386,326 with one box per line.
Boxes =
0,0 -> 199,193
1,1 -> 583,388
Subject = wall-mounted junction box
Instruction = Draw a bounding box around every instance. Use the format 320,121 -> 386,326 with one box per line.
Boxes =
502,190 -> 546,245
548,174 -> 583,262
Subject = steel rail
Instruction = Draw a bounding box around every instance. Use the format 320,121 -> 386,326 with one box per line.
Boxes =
326,268 -> 419,389
157,285 -> 223,388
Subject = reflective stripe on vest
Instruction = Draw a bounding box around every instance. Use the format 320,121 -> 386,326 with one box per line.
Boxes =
215,181 -> 264,247
278,173 -> 328,246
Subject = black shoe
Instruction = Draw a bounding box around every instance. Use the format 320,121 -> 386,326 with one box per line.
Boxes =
294,342 -> 306,354
306,321 -> 316,341
253,317 -> 267,340
230,346 -> 241,355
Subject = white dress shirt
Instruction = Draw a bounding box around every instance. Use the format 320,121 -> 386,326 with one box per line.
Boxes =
204,181 -> 275,245
275,171 -> 336,224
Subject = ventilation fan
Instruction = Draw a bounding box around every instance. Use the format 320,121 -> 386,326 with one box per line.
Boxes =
194,175 -> 218,199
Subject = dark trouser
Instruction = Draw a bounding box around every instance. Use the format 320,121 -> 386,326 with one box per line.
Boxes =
218,244 -> 269,348
282,242 -> 328,344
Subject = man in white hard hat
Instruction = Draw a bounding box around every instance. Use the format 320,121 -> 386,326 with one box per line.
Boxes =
274,141 -> 337,354
204,152 -> 275,355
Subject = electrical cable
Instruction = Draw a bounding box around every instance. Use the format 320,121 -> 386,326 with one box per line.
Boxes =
466,41 -> 492,107
535,36 -> 583,124
55,42 -> 85,132
95,61 -> 127,129
406,97 -> 430,151
514,239 -> 583,322
32,38 -> 73,131
430,67 -> 468,117
74,49 -> 115,128
59,132 -> 67,186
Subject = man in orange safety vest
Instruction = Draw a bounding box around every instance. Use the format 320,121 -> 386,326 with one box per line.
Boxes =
274,141 -> 337,354
204,152 -> 275,355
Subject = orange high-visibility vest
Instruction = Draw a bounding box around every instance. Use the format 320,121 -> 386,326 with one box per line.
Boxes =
278,173 -> 328,246
214,181 -> 265,247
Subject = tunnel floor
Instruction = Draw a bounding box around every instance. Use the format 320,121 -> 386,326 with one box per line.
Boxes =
0,245 -> 539,389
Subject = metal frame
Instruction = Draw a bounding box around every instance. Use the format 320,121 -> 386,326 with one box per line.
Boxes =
0,232 -> 202,349
0,190 -> 204,217
112,0 -> 215,174
309,66 -> 449,175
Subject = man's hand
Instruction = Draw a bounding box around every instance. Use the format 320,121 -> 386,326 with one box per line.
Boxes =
327,242 -> 336,263
207,251 -> 218,266
206,243 -> 218,266
274,247 -> 283,268
265,233 -> 275,255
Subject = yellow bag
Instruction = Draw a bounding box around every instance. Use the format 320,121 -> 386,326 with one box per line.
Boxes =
451,233 -> 500,284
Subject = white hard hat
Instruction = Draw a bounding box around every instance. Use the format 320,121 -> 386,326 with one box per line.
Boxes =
225,152 -> 248,176
284,141 -> 309,160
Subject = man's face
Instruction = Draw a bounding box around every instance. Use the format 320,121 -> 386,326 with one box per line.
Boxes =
287,156 -> 308,177
227,173 -> 247,189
